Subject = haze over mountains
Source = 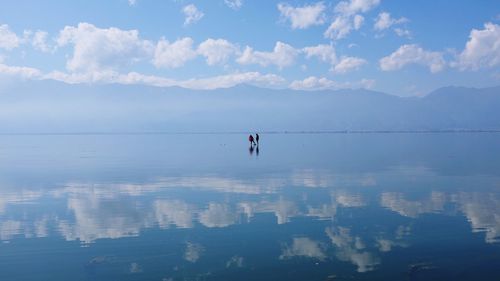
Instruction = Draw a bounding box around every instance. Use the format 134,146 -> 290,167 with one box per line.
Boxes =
0,80 -> 499,133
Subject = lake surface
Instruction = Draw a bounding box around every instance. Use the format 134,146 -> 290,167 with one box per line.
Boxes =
1,133 -> 500,281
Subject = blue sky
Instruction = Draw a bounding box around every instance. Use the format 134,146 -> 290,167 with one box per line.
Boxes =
0,0 -> 499,96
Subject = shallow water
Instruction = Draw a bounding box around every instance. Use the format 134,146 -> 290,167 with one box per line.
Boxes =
1,133 -> 500,280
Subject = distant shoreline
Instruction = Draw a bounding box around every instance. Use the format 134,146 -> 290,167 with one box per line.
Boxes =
1,129 -> 500,136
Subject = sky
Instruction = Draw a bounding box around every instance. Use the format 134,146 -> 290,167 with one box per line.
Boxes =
0,0 -> 499,96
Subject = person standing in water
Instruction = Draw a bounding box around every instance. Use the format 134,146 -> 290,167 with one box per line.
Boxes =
255,133 -> 260,145
249,134 -> 256,146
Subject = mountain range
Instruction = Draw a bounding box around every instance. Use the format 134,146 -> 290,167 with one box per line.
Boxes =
0,80 -> 499,133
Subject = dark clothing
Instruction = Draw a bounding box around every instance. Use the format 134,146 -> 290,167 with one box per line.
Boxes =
255,134 -> 260,144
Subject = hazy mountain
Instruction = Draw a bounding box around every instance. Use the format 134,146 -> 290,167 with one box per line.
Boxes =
0,80 -> 499,133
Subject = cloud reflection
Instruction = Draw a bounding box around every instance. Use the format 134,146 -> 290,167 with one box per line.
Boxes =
326,227 -> 380,273
0,170 -> 499,250
280,237 -> 327,260
380,192 -> 446,218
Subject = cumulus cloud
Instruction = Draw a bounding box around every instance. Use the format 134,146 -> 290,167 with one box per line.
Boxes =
379,44 -> 446,73
302,44 -> 366,73
0,24 -> 20,50
224,0 -> 243,10
373,12 -> 410,38
302,44 -> 337,64
324,16 -> 355,40
334,0 -> 380,16
333,56 -> 367,73
183,4 -> 204,26
57,22 -> 153,72
374,12 -> 408,31
278,2 -> 326,29
153,37 -> 197,68
197,38 -> 239,65
237,41 -> 298,68
290,76 -> 339,90
454,22 -> 500,71
32,30 -> 52,53
324,0 -> 380,40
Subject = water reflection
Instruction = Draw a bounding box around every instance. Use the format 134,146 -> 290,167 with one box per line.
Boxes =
1,172 -> 500,246
1,134 -> 500,280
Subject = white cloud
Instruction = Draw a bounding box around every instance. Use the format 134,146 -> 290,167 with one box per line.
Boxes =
379,44 -> 446,73
44,68 -> 285,90
32,30 -> 52,53
0,63 -> 42,79
374,12 -> 408,31
153,37 -> 197,68
302,44 -> 337,64
290,76 -> 339,90
324,16 -> 353,40
183,4 -> 204,26
128,0 -> 137,6
454,22 -> 500,71
197,38 -> 239,65
180,71 -> 285,89
302,44 -> 366,73
57,22 -> 153,72
394,28 -> 411,38
360,78 -> 376,89
224,0 -> 243,10
324,0 -> 380,40
373,12 -> 410,38
333,56 -> 367,73
277,2 -> 326,29
289,76 -> 374,91
334,0 -> 380,16
353,14 -> 364,30
237,41 -> 298,68
0,24 -> 20,50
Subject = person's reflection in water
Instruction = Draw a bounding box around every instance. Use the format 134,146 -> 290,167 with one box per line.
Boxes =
249,143 -> 255,155
256,145 -> 259,156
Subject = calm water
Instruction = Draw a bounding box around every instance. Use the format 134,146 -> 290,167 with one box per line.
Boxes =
1,133 -> 500,281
